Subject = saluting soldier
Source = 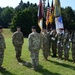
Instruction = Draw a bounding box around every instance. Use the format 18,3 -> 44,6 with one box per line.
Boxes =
28,26 -> 41,70
0,26 -> 6,70
64,29 -> 71,61
12,26 -> 24,62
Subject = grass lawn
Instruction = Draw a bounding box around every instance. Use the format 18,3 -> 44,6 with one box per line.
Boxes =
0,29 -> 75,75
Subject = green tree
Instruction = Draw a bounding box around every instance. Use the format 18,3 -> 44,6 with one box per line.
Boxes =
0,7 -> 14,27
61,7 -> 75,30
11,6 -> 39,36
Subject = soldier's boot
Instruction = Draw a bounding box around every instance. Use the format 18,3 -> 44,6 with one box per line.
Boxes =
73,59 -> 75,63
48,53 -> 50,56
58,55 -> 62,59
0,66 -> 6,70
52,55 -> 55,57
31,65 -> 38,70
65,57 -> 68,61
16,56 -> 21,62
52,54 -> 56,57
44,56 -> 48,61
45,58 -> 48,61
54,54 -> 57,57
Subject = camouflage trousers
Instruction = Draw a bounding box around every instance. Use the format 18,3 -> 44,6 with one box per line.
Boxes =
64,48 -> 69,60
15,46 -> 22,59
57,44 -> 63,58
0,49 -> 4,67
30,50 -> 39,68
52,43 -> 57,56
72,43 -> 75,62
42,49 -> 49,59
48,43 -> 51,56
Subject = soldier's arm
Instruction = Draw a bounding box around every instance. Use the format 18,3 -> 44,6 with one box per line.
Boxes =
28,34 -> 32,51
39,34 -> 41,50
22,33 -> 24,44
3,36 -> 6,49
12,33 -> 16,45
40,32 -> 43,49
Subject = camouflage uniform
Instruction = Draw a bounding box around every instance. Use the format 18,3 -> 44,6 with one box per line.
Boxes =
47,31 -> 51,56
12,31 -> 24,61
51,31 -> 57,57
71,32 -> 75,63
28,32 -> 41,69
57,33 -> 64,59
64,32 -> 70,60
41,32 -> 50,60
0,33 -> 6,67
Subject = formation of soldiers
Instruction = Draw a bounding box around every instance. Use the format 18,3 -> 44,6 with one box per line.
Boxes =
0,25 -> 75,71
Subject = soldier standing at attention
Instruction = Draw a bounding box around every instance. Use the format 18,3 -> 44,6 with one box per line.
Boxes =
64,29 -> 71,61
71,30 -> 75,63
0,26 -> 6,70
12,27 -> 24,62
51,29 -> 57,57
47,29 -> 52,56
28,26 -> 41,70
57,29 -> 64,59
41,28 -> 50,60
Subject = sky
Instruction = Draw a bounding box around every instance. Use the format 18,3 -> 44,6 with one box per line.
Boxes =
0,0 -> 75,10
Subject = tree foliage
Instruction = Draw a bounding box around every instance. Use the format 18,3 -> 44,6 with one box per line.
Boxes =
0,7 -> 14,27
11,6 -> 40,36
0,1 -> 75,36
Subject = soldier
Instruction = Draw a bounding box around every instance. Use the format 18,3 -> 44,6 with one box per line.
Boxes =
51,29 -> 57,57
0,26 -> 6,70
71,30 -> 75,63
64,29 -> 71,61
28,26 -> 41,70
12,27 -> 24,62
57,29 -> 64,59
41,28 -> 50,60
47,29 -> 52,56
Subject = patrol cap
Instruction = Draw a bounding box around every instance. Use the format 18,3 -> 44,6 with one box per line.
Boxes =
32,26 -> 36,29
0,26 -> 3,29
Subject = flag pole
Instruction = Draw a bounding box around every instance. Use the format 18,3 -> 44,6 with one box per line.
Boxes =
42,0 -> 46,29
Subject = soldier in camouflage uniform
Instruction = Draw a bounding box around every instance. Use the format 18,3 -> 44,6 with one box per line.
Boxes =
28,26 -> 41,70
0,26 -> 6,70
64,29 -> 71,61
41,28 -> 50,60
51,29 -> 57,57
71,30 -> 75,63
57,29 -> 64,59
47,29 -> 52,56
12,27 -> 24,62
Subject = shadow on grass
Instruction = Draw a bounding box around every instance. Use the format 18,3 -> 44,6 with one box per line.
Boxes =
68,59 -> 73,62
18,59 -> 32,68
0,69 -> 15,75
18,59 -> 60,75
48,60 -> 75,71
35,65 -> 60,75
